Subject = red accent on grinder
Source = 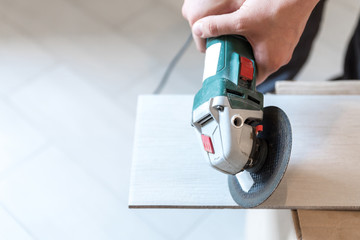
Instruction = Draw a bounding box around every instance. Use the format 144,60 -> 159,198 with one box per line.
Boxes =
255,125 -> 263,135
201,134 -> 214,154
240,57 -> 254,81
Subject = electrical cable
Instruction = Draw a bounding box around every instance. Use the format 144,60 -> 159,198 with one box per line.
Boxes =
153,33 -> 193,94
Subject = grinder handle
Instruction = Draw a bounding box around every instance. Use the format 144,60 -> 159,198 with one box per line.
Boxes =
193,35 -> 263,111
203,35 -> 257,92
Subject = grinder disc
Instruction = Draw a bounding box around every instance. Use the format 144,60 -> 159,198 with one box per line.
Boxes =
228,106 -> 292,208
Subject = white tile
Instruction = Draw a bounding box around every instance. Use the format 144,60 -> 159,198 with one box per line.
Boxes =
119,3 -> 190,64
0,0 -> 157,97
0,0 -> 102,35
68,0 -> 155,26
157,0 -> 183,11
183,209 -> 248,240
115,66 -> 202,115
63,33 -> 156,98
184,209 -> 297,240
0,20 -> 55,96
171,42 -> 204,83
10,66 -> 134,199
135,209 -> 210,240
0,146 -> 164,240
115,73 -> 157,116
154,43 -> 203,94
0,205 -> 33,240
160,70 -> 202,94
0,98 -> 47,176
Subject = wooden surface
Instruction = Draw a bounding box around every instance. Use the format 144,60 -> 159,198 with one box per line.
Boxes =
297,210 -> 360,240
275,81 -> 360,95
129,95 -> 360,209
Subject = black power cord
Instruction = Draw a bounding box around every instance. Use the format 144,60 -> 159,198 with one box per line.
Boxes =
153,33 -> 193,94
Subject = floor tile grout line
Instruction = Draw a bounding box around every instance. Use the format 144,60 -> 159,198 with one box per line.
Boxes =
0,133 -> 129,209
0,8 -> 60,63
58,147 -> 129,203
0,3 -> 156,82
0,142 -> 51,183
61,0 -> 190,66
155,0 -> 183,13
61,0 -> 174,45
60,0 -> 172,69
57,145 -> 180,240
113,35 -> 197,96
0,2 -> 164,104
175,210 -> 213,240
6,62 -> 61,97
1,55 -> 136,134
0,0 -> 187,102
0,95 -> 130,204
129,211 -> 171,240
117,0 -> 183,30
0,8 -> 65,96
62,0 -> 161,33
0,202 -> 38,240
131,209 -> 213,240
0,141 -> 165,240
0,141 -> 130,240
0,122 -> 202,240
63,62 -> 152,112
0,96 -> 52,146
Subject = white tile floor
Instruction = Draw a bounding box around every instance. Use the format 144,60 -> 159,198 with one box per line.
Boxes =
0,0 -> 359,239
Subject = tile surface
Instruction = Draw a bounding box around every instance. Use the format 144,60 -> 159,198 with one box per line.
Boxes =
10,66 -> 134,199
67,0 -> 155,26
0,147 -> 164,240
135,209 -> 210,240
116,66 -> 201,116
0,20 -> 55,96
0,205 -> 34,240
119,2 -> 189,64
0,98 -> 46,177
184,210 -> 297,240
0,0 -> 157,98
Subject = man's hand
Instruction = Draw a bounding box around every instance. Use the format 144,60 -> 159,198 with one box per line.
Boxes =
182,0 -> 319,84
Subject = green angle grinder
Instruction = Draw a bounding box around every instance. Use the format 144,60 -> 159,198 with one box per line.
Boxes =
191,35 -> 292,208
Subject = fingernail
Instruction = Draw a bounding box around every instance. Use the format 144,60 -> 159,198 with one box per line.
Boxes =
193,22 -> 203,37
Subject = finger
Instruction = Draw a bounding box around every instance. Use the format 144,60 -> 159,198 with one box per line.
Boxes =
192,33 -> 206,53
192,11 -> 245,39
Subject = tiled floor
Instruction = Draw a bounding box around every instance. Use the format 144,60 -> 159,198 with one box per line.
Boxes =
0,0 -> 359,239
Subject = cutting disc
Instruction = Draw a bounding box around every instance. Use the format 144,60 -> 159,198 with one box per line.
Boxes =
228,106 -> 292,208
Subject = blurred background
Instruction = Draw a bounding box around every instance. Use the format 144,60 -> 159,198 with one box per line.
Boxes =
0,0 -> 359,239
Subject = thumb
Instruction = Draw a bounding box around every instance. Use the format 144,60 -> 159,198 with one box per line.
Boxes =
192,12 -> 244,38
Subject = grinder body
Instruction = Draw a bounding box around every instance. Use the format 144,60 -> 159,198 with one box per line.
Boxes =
191,35 -> 292,207
191,36 -> 266,175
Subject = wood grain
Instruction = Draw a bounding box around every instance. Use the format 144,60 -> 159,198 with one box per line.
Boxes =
129,95 -> 360,209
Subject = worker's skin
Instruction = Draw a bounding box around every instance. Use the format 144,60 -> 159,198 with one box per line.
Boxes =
182,0 -> 320,85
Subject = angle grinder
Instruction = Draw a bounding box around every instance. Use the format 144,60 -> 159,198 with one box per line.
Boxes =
191,35 -> 292,208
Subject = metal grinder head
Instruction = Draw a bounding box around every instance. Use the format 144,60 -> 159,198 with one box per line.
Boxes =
228,106 -> 292,208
